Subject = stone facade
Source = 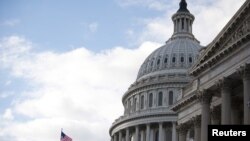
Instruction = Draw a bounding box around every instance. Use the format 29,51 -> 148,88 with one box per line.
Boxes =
110,0 -> 250,141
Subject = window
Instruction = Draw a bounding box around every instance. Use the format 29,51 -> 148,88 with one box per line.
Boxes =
140,95 -> 144,109
181,57 -> 184,63
151,61 -> 154,66
134,98 -> 137,111
164,57 -> 168,63
189,57 -> 193,63
128,99 -> 131,113
158,92 -> 163,106
172,57 -> 176,63
169,91 -> 173,105
182,18 -> 184,30
149,93 -> 153,107
157,59 -> 160,65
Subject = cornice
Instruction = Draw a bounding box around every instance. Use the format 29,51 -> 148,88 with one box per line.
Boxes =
109,111 -> 177,135
171,91 -> 197,111
122,78 -> 190,103
190,0 -> 250,76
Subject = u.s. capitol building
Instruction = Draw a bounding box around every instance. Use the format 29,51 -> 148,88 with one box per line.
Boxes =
109,0 -> 250,141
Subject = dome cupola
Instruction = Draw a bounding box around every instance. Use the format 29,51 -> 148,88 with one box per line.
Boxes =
136,0 -> 202,81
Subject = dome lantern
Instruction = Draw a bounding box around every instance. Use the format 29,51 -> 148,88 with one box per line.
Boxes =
172,0 -> 195,39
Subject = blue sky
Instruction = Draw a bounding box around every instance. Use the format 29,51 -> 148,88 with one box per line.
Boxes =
0,0 -> 166,52
0,0 -> 246,141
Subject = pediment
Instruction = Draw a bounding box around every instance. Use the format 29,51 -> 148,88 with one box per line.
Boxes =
190,0 -> 250,76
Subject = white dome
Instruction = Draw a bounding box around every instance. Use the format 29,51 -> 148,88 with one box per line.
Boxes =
137,36 -> 202,80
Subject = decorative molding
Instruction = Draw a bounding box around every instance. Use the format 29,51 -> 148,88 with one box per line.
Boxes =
215,78 -> 233,89
171,93 -> 197,111
191,115 -> 201,127
196,90 -> 212,104
190,1 -> 250,76
238,63 -> 250,80
227,16 -> 250,46
176,123 -> 190,134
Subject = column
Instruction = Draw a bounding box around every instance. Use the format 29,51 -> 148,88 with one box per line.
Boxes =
172,122 -> 177,141
220,78 -> 232,124
126,128 -> 129,141
111,136 -> 114,141
193,116 -> 201,141
198,90 -> 212,141
159,123 -> 163,141
119,131 -> 122,141
140,130 -> 145,141
243,65 -> 250,124
135,126 -> 139,141
146,124 -> 150,141
177,124 -> 188,141
114,134 -> 118,141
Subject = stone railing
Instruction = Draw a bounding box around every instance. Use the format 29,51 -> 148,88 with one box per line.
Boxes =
112,106 -> 175,126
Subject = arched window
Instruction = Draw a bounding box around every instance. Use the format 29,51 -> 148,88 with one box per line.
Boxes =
164,57 -> 168,63
172,57 -> 176,63
140,95 -> 144,109
169,91 -> 173,105
182,18 -> 184,30
151,61 -> 154,66
157,59 -> 160,65
128,99 -> 131,113
181,57 -> 184,63
189,57 -> 193,63
158,92 -> 163,106
134,97 -> 137,111
149,93 -> 153,108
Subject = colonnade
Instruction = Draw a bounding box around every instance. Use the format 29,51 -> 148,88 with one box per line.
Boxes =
111,122 -> 177,141
177,64 -> 250,141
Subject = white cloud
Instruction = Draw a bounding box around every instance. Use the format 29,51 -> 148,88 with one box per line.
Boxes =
129,0 -> 245,46
0,36 -> 160,141
117,0 -> 169,11
89,22 -> 99,33
2,109 -> 14,121
1,19 -> 20,27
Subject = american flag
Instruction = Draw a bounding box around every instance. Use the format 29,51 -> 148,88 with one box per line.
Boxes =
61,131 -> 72,141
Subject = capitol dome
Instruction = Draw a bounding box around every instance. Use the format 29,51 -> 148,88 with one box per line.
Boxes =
137,37 -> 202,80
110,1 -> 203,141
137,0 -> 203,81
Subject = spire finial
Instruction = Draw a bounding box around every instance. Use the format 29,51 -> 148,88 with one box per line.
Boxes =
178,0 -> 189,13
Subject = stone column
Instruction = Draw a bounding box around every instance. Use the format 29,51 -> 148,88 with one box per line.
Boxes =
172,122 -> 177,141
198,90 -> 212,141
119,131 -> 122,141
177,124 -> 188,141
140,130 -> 145,141
192,116 -> 201,141
126,128 -> 129,141
243,64 -> 250,124
146,124 -> 150,141
114,133 -> 118,141
159,123 -> 163,141
218,78 -> 232,124
135,126 -> 139,141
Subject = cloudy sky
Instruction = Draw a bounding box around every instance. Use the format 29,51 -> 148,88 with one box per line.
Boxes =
0,0 -> 246,141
